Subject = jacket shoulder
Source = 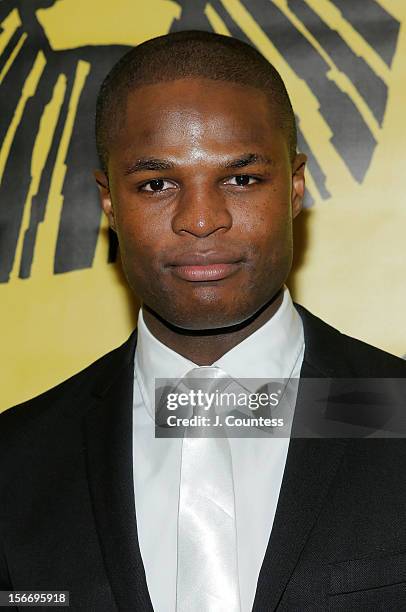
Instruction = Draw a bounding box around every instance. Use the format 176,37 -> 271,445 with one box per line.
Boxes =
0,330 -> 137,434
295,303 -> 406,377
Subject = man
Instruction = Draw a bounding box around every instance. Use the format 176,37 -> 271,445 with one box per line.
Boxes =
1,30 -> 406,611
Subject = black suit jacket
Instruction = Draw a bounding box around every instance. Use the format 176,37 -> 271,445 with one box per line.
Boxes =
1,305 -> 406,611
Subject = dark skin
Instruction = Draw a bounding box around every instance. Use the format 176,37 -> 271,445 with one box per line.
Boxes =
95,78 -> 306,365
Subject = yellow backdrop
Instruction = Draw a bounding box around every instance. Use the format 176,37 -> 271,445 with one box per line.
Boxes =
1,0 -> 405,411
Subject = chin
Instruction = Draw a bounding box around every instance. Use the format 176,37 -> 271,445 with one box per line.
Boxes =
159,299 -> 262,332
139,277 -> 281,331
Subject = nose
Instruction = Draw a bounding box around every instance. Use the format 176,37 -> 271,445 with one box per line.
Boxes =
171,184 -> 232,238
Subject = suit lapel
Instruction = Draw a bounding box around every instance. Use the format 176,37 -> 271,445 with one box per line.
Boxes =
252,364 -> 348,610
253,305 -> 350,610
82,331 -> 154,612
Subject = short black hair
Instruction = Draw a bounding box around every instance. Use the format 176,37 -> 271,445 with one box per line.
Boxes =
95,30 -> 297,173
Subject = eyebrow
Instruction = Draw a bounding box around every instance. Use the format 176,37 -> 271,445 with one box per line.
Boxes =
124,158 -> 174,175
223,153 -> 274,169
123,152 -> 274,176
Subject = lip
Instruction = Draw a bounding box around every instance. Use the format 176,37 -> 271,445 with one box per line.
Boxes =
168,251 -> 243,282
171,262 -> 242,281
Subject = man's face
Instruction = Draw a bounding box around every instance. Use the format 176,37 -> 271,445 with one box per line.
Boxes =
97,78 -> 306,330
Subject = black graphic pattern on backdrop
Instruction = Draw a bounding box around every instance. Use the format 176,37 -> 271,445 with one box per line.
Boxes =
0,0 -> 400,282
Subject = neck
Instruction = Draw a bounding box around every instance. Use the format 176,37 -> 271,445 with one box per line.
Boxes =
141,289 -> 284,365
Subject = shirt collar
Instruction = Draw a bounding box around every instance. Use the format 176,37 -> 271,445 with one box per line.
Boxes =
134,286 -> 304,411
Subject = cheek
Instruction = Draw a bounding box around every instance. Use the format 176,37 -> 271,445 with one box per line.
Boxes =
119,224 -> 157,266
114,215 -> 162,285
234,193 -> 292,251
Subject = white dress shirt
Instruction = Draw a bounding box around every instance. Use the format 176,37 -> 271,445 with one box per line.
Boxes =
132,286 -> 305,612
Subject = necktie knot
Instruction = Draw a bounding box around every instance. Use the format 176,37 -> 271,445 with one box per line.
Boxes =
181,366 -> 230,417
155,366 -> 234,435
182,365 -> 230,387
181,367 -> 236,435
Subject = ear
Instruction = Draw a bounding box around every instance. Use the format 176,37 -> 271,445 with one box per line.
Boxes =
291,153 -> 307,219
94,169 -> 116,232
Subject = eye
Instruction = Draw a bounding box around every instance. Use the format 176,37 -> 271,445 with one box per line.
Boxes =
139,179 -> 175,192
225,175 -> 258,186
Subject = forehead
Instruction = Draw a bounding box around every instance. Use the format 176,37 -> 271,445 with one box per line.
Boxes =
111,78 -> 285,158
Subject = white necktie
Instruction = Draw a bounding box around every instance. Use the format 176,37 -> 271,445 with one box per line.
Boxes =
176,366 -> 241,612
